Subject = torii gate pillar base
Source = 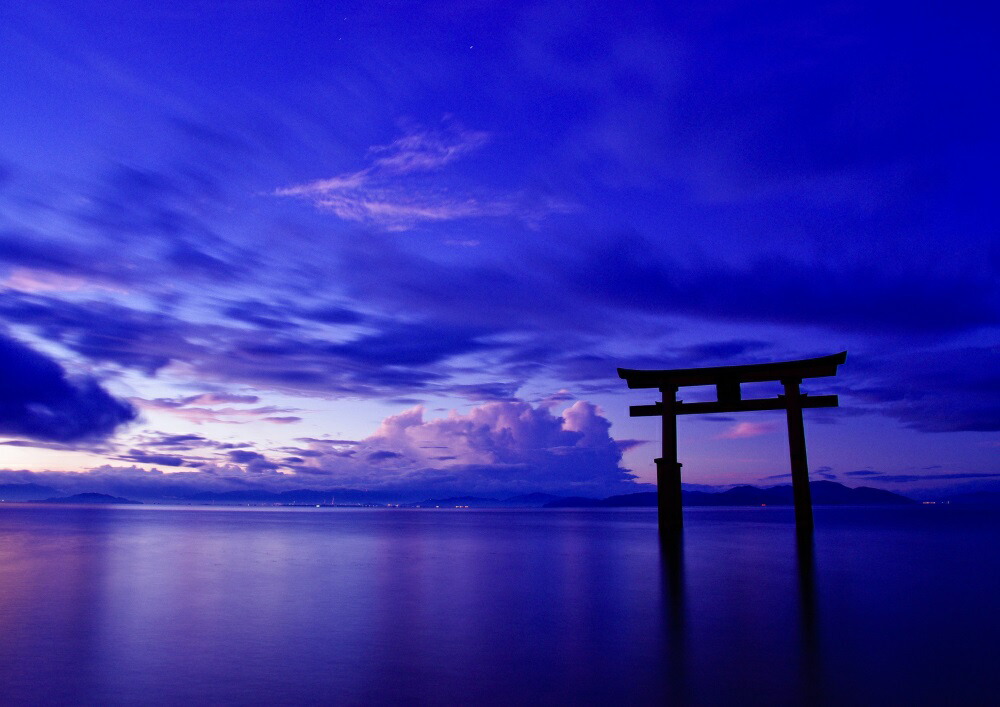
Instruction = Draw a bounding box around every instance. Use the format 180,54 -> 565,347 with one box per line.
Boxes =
656,458 -> 683,533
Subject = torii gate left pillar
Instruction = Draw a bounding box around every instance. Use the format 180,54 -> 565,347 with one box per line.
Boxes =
619,352 -> 846,535
657,385 -> 683,531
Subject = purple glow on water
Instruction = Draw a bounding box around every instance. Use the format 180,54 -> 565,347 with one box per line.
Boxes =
0,505 -> 996,704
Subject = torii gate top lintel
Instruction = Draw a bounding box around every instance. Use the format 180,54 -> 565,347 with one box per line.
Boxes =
617,350 -> 847,389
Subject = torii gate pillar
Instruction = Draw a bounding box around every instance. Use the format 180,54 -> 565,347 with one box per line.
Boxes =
619,352 -> 846,535
657,385 -> 683,531
783,378 -> 813,532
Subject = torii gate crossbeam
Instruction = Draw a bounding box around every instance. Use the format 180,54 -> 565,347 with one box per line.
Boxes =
618,351 -> 846,533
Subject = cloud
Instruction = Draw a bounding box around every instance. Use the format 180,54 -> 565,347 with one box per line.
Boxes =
226,450 -> 279,473
1,439 -> 88,452
132,396 -> 299,425
865,472 -> 1000,483
275,121 -> 572,230
290,400 -> 643,496
368,450 -> 403,461
327,322 -> 493,366
2,267 -> 128,294
0,332 -> 136,442
759,469 -> 836,481
0,127 -> 255,292
717,421 -> 778,439
846,346 -> 1000,432
562,233 -> 1000,336
115,449 -> 186,467
0,291 -> 522,401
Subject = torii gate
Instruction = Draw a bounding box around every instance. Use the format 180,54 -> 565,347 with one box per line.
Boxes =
618,351 -> 846,533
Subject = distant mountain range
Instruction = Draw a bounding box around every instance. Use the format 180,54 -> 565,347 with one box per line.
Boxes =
3,479 -> 995,508
545,481 -> 914,508
33,492 -> 142,505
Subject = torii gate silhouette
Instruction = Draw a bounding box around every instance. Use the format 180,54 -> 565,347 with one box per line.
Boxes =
618,351 -> 846,533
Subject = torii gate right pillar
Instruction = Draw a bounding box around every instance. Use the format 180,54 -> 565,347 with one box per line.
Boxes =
783,378 -> 814,532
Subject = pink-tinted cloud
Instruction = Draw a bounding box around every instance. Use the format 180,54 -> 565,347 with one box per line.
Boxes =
288,399 -> 643,496
2,268 -> 129,294
716,421 -> 778,439
275,121 -> 573,230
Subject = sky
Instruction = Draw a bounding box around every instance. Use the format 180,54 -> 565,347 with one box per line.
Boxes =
0,0 -> 996,501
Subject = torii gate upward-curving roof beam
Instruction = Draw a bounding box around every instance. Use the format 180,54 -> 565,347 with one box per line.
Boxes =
617,351 -> 847,389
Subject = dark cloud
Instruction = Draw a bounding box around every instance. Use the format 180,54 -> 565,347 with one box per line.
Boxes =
295,438 -> 360,446
446,382 -> 521,402
222,300 -> 300,330
845,347 -> 1000,432
327,322 -> 492,367
563,234 -> 1000,336
227,450 -> 266,464
867,473 -> 1000,483
335,229 -> 998,340
225,449 -> 279,473
220,299 -> 367,330
682,340 -> 772,361
0,293 -> 186,374
116,450 -> 186,467
1,440 -> 82,451
368,451 -> 403,461
295,305 -> 365,325
0,333 -> 136,442
0,232 -> 113,284
153,434 -> 209,446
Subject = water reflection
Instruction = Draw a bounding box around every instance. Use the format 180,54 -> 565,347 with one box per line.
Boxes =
0,505 -> 997,704
659,511 -> 828,705
658,531 -> 686,704
796,530 -> 822,705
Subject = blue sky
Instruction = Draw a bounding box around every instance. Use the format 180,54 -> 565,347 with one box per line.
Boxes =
0,0 -> 996,500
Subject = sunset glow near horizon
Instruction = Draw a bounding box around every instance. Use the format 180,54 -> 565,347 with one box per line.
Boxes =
0,1 -> 996,501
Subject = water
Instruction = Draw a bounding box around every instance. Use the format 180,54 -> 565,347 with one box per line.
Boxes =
0,504 -> 996,705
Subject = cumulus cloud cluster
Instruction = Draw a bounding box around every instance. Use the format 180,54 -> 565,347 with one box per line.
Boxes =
281,400 -> 642,497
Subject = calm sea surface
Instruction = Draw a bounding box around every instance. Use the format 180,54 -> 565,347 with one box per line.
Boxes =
0,504 -> 997,705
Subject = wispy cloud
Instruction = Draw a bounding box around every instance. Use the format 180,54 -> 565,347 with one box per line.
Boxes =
275,121 -> 573,230
2,268 -> 130,294
132,395 -> 299,425
716,421 -> 777,439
